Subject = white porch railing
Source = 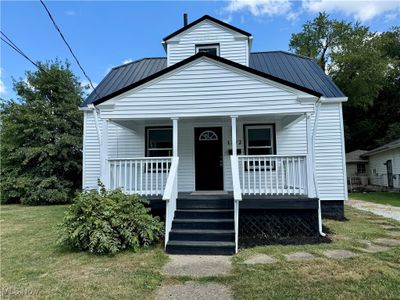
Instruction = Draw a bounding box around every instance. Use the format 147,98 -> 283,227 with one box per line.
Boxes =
238,155 -> 308,196
108,157 -> 172,195
162,157 -> 179,247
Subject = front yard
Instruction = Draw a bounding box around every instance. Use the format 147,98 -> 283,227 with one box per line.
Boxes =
350,192 -> 400,207
1,204 -> 400,299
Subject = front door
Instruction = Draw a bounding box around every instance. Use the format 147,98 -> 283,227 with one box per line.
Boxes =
385,160 -> 394,188
195,127 -> 223,190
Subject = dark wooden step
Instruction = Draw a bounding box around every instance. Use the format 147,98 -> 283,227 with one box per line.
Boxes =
177,199 -> 233,209
169,229 -> 235,242
172,219 -> 234,230
166,241 -> 235,255
174,209 -> 234,219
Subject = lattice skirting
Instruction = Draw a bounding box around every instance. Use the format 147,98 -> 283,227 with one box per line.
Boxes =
239,209 -> 319,247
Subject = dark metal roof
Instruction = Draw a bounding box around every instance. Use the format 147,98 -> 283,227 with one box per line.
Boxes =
82,52 -> 345,107
250,51 -> 345,98
162,15 -> 252,42
82,57 -> 167,107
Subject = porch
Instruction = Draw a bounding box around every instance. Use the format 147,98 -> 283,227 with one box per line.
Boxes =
94,113 -> 319,254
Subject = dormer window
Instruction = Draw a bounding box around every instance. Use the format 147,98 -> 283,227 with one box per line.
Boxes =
196,44 -> 219,56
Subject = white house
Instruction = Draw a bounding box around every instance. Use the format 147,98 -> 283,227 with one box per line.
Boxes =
346,150 -> 369,188
362,139 -> 400,190
80,15 -> 348,254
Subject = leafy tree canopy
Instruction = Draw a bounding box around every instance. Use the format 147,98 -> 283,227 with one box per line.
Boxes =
1,60 -> 84,204
290,13 -> 400,151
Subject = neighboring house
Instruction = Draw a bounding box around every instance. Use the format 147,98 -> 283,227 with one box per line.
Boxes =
362,139 -> 400,190
346,150 -> 369,187
80,15 -> 348,254
346,150 -> 368,177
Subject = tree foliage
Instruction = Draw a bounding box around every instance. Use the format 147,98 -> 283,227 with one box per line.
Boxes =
290,13 -> 400,151
289,12 -> 352,70
1,60 -> 83,204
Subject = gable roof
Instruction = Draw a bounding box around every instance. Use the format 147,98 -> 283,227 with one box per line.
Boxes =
346,150 -> 368,163
162,15 -> 252,42
82,52 -> 345,107
362,139 -> 400,157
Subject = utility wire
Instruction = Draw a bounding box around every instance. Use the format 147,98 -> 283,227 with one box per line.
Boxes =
39,0 -> 97,91
0,31 -> 44,71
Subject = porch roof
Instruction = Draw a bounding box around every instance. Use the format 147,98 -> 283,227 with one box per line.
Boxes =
82,51 -> 345,108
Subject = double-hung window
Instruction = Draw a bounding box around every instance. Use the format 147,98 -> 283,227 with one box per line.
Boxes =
145,127 -> 172,172
146,127 -> 173,157
357,163 -> 366,175
244,124 -> 276,170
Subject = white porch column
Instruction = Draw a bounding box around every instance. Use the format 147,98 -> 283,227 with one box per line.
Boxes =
231,116 -> 238,156
172,118 -> 179,157
100,119 -> 109,189
306,113 -> 313,197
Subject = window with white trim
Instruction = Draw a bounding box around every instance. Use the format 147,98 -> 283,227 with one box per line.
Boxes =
195,44 -> 219,56
146,127 -> 172,157
244,124 -> 276,170
245,125 -> 275,155
357,163 -> 366,174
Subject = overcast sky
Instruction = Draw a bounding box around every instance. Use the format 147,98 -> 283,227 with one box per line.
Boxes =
1,0 -> 399,100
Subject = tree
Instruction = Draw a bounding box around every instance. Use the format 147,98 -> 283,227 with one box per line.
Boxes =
290,15 -> 399,151
289,12 -> 352,70
1,60 -> 84,204
330,25 -> 389,108
290,12 -> 389,108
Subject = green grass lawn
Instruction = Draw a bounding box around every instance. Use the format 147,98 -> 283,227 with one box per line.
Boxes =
1,204 -> 400,299
350,192 -> 400,207
0,205 -> 167,299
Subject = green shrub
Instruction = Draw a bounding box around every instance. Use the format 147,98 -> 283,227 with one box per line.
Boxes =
58,183 -> 164,254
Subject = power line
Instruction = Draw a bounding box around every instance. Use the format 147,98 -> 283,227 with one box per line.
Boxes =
39,0 -> 97,91
0,31 -> 44,71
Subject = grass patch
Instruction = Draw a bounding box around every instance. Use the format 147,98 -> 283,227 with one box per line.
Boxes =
231,207 -> 400,299
0,204 -> 168,299
1,204 -> 400,299
350,192 -> 400,207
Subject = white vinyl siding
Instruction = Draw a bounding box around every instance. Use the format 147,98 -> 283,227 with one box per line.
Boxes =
314,103 -> 347,200
167,20 -> 248,66
83,111 -> 101,189
99,58 -> 315,119
107,123 -> 143,159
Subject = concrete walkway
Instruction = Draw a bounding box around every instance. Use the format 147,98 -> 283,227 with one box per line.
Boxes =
346,199 -> 400,221
161,255 -> 232,277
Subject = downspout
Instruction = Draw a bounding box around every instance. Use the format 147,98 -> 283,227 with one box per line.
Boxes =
88,104 -> 101,143
312,99 -> 326,237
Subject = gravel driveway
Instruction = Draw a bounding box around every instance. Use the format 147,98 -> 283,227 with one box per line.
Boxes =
347,199 -> 400,221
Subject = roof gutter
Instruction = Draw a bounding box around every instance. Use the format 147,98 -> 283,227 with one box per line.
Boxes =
161,40 -> 167,52
312,98 -> 326,237
320,96 -> 348,103
88,104 -> 101,143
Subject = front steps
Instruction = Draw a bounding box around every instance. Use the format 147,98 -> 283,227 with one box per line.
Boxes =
166,197 -> 235,255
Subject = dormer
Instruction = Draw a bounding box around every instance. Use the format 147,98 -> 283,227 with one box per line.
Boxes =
162,15 -> 253,67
